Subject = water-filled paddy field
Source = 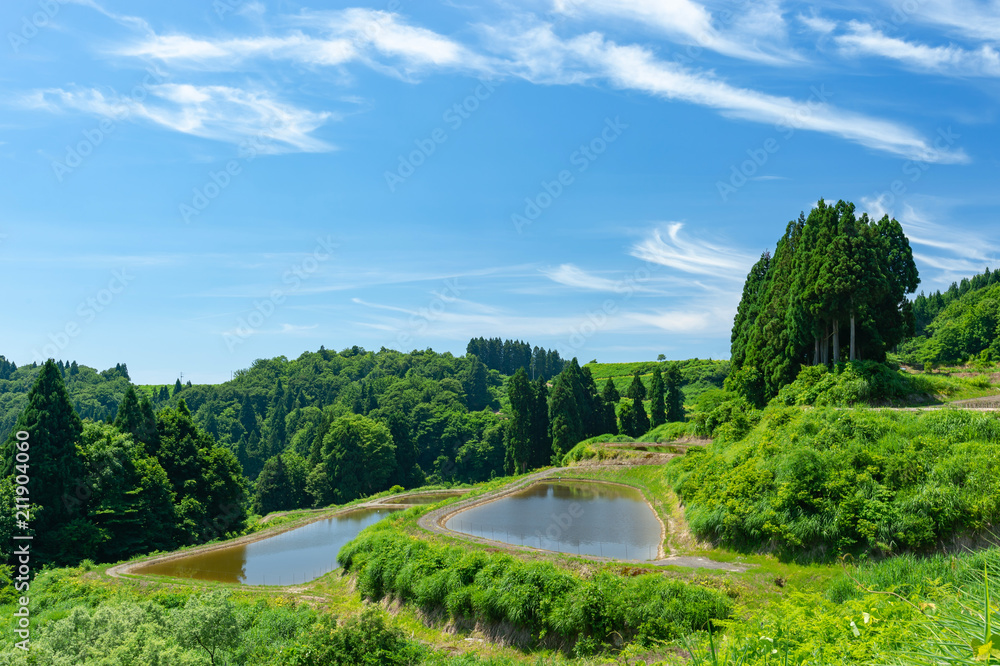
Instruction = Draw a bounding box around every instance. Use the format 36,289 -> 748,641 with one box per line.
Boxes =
131,508 -> 397,585
444,480 -> 663,560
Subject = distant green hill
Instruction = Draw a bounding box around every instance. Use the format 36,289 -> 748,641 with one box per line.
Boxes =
583,358 -> 729,406
900,281 -> 1000,366
0,359 -> 132,442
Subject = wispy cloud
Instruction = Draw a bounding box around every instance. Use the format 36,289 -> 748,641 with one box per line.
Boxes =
836,21 -> 1000,76
798,14 -> 837,35
540,263 -> 657,293
118,9 -> 490,77
486,24 -> 967,163
551,0 -> 795,64
22,84 -> 335,153
896,0 -> 1000,45
861,198 -> 1000,288
630,223 -> 756,279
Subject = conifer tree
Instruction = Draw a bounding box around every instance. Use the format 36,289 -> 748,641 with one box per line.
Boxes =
504,368 -> 533,473
1,360 -> 86,563
649,368 -> 666,428
548,373 -> 582,460
252,454 -> 293,515
601,377 -> 620,404
627,370 -> 646,401
664,362 -> 685,422
617,400 -> 638,438
529,378 -> 552,468
173,379 -> 183,396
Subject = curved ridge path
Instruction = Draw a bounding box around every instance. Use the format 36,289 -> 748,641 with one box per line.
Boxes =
418,467 -> 746,573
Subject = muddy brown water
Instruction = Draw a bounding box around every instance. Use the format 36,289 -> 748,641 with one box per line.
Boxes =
444,481 -> 663,560
131,508 -> 397,585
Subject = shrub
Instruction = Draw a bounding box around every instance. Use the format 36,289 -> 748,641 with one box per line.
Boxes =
338,527 -> 731,649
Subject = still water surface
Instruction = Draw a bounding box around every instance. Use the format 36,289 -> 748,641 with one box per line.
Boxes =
444,481 -> 662,560
132,508 -> 395,585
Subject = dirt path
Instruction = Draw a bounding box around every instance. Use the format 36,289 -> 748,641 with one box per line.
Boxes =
418,468 -> 746,572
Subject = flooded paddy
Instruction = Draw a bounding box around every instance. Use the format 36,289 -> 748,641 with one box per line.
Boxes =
444,480 -> 662,560
131,508 -> 396,585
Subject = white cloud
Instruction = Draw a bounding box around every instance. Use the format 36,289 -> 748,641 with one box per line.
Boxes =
120,9 -> 489,76
541,263 -> 656,293
798,14 -> 837,35
861,198 -> 1000,288
894,0 -> 1000,44
486,25 -> 967,163
552,0 -> 794,64
83,5 -> 968,162
23,84 -> 335,153
836,21 -> 1000,76
630,223 -> 758,279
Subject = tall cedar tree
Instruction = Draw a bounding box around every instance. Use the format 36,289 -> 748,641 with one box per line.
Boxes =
1,360 -> 85,563
505,368 -> 533,473
265,379 -> 290,459
463,355 -> 490,411
664,362 -> 685,422
529,378 -> 552,468
626,371 -> 650,435
252,454 -> 293,515
729,200 -> 918,403
618,400 -> 639,438
649,368 -> 666,428
548,371 -> 583,460
600,378 -> 619,435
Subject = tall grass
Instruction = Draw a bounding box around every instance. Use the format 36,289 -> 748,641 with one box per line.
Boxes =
338,523 -> 731,651
666,407 -> 1000,560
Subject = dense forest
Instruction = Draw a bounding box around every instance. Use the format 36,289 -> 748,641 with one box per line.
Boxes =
0,338 -> 697,570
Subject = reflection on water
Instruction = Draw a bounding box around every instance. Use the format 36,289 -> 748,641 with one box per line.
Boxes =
132,508 -> 395,585
444,481 -> 662,560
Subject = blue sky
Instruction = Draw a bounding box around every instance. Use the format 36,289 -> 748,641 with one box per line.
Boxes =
2,0 -> 999,384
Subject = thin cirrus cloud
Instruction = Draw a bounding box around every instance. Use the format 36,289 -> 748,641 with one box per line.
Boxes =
550,0 -> 795,65
540,264 -> 657,293
117,9 -> 487,75
21,84 -> 335,153
630,223 -> 758,280
862,198 -> 1000,287
835,21 -> 1000,77
486,23 -> 967,163
51,3 -> 970,162
894,0 -> 1000,44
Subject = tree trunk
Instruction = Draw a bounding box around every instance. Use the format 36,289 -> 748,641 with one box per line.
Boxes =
822,321 -> 829,366
850,312 -> 856,361
814,335 -> 820,365
833,318 -> 840,364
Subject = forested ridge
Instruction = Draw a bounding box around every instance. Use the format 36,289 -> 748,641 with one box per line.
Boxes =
0,337 -> 703,571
